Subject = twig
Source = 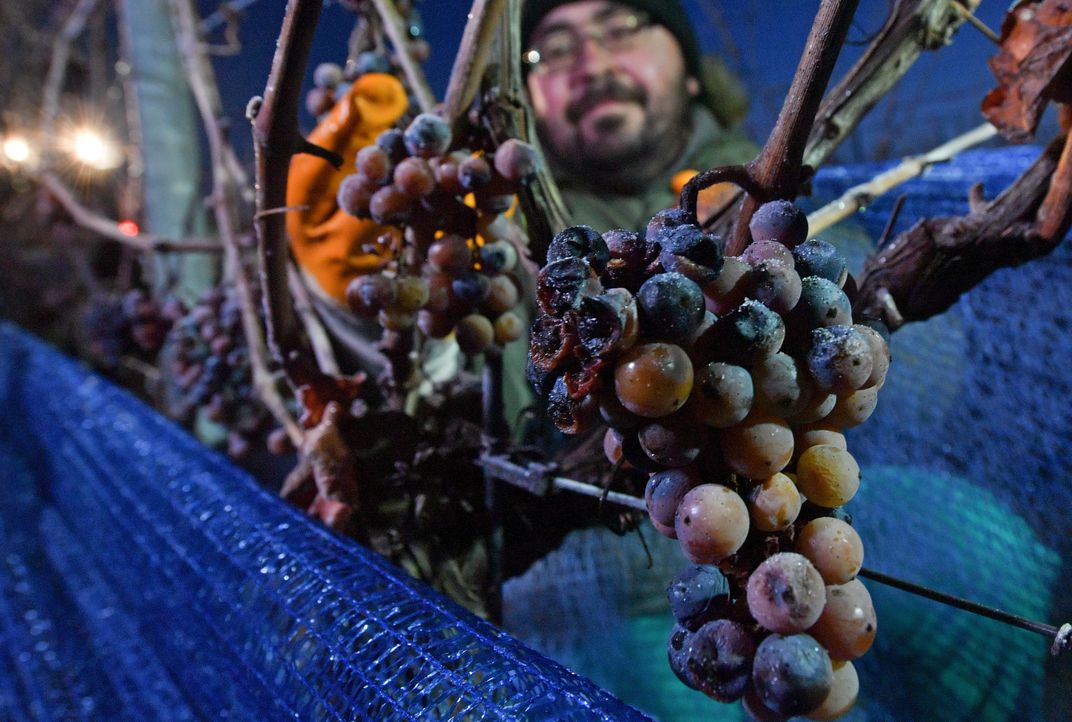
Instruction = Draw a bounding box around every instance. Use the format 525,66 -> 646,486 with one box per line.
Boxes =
951,0 -> 1001,44
483,0 -> 571,256
38,172 -> 223,253
251,0 -> 331,390
199,0 -> 262,34
287,262 -> 341,376
41,0 -> 102,140
443,0 -> 508,138
369,0 -> 436,113
170,0 -> 303,447
807,122 -> 997,236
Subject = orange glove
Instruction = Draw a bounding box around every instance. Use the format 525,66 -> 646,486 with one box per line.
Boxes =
287,73 -> 410,301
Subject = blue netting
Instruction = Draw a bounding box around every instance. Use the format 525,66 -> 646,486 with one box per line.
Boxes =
0,323 -> 648,721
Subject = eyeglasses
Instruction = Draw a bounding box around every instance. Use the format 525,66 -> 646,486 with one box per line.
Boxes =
523,11 -> 653,75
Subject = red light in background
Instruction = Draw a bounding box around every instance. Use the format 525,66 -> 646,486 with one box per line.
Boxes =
117,220 -> 139,237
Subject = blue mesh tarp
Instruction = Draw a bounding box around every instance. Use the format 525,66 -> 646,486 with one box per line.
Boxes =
0,322 -> 648,721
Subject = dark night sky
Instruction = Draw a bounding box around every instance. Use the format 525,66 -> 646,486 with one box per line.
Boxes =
205,1 -> 1017,167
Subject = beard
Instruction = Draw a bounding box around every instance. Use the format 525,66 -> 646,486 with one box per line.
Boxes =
540,73 -> 694,193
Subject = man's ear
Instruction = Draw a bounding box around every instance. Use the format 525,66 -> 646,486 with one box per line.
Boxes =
686,76 -> 700,98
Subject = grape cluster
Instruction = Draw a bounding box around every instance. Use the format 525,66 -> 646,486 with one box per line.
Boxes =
81,289 -> 183,370
338,113 -> 539,357
165,287 -> 287,460
529,200 -> 888,719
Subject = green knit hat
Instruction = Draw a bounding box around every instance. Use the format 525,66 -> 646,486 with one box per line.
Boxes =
521,0 -> 704,84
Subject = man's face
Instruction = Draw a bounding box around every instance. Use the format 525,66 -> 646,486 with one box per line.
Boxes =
525,1 -> 698,183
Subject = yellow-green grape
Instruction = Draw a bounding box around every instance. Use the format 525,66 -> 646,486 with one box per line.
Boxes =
454,314 -> 494,355
823,386 -> 879,429
703,256 -> 750,314
805,661 -> 858,720
483,274 -> 520,316
690,362 -> 753,428
493,311 -> 524,345
853,324 -> 890,389
751,352 -> 812,418
674,484 -> 750,563
395,276 -> 430,312
808,579 -> 876,661
793,426 -> 847,464
749,472 -> 802,532
787,388 -> 836,425
614,343 -> 694,418
378,306 -> 416,331
720,413 -> 794,479
796,518 -> 863,585
795,445 -> 860,508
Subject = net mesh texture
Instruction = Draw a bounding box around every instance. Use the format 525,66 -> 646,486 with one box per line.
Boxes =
0,145 -> 1070,721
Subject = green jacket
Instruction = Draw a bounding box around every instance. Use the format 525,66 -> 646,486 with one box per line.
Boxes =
553,105 -> 758,232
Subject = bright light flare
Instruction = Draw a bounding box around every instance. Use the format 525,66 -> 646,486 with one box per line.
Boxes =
117,220 -> 139,237
2,136 -> 31,164
69,127 -> 121,170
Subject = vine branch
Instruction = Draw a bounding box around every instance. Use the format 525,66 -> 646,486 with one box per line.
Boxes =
444,0 -> 507,139
369,0 -> 436,113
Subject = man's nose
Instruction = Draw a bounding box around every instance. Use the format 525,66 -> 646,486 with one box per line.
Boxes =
573,34 -> 617,77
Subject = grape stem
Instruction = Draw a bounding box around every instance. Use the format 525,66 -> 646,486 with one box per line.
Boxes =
251,0 -> 333,390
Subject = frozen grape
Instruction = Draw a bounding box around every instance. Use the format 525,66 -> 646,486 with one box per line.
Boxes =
345,273 -> 396,317
479,241 -> 518,273
493,311 -> 524,344
746,259 -> 802,315
690,362 -> 753,428
356,145 -> 391,185
403,112 -> 451,158
742,239 -> 796,269
375,128 -> 408,164
808,579 -> 876,661
752,633 -> 833,716
795,445 -> 860,508
576,289 -> 638,357
747,552 -> 826,633
428,234 -> 472,274
646,207 -> 693,246
597,388 -> 641,430
675,484 -> 750,564
806,326 -> 873,395
457,156 -> 492,190
537,257 -> 598,316
751,352 -> 812,418
378,307 -> 416,331
749,472 -> 802,532
393,157 -> 436,198
790,276 -> 852,334
355,50 -> 391,75
668,625 -> 698,690
659,225 -> 723,285
417,309 -> 455,339
639,416 -> 704,467
697,299 -> 785,366
313,62 -> 344,89
369,185 -> 412,224
793,427 -> 847,461
454,313 -> 494,355
337,173 -> 375,217
703,256 -> 751,314
529,314 -> 574,372
720,413 -> 794,480
786,388 -> 837,425
394,275 -> 430,312
823,386 -> 879,429
685,619 -> 756,702
305,86 -> 335,117
749,199 -> 808,248
637,272 -> 705,342
793,239 -> 847,285
546,375 -> 596,434
603,228 -> 655,290
796,518 -> 863,585
853,323 -> 890,389
451,271 -> 491,305
646,467 -> 701,529
666,564 -> 732,630
492,138 -> 539,181
482,274 -> 519,316
805,660 -> 858,720
547,225 -> 610,274
743,685 -> 791,722
614,342 -> 694,418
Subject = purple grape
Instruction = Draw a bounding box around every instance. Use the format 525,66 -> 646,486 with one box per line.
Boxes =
603,228 -> 655,290
355,51 -> 391,75
806,325 -> 873,394
746,259 -> 802,315
536,257 -> 599,316
646,207 -> 692,246
792,239 -> 847,285
645,468 -> 701,527
637,272 -> 705,342
313,62 -> 344,88
752,633 -> 833,716
684,619 -> 756,702
403,113 -> 451,158
667,625 -> 699,690
375,128 -> 408,164
451,271 -> 491,305
547,225 -> 610,275
790,276 -> 852,332
639,417 -> 704,467
666,564 -> 733,630
749,200 -> 808,248
659,225 -> 724,285
696,299 -> 785,366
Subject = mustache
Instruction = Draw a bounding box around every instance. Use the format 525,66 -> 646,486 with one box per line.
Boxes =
566,76 -> 647,124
